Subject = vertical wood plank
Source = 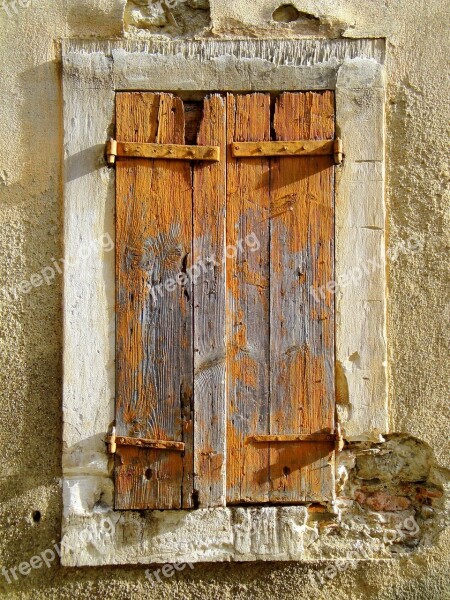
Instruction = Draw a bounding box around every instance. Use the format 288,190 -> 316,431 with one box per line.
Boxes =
115,92 -> 194,509
226,93 -> 271,504
193,95 -> 227,507
269,91 -> 335,502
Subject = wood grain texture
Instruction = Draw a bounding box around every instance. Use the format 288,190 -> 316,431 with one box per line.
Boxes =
269,91 -> 335,502
226,93 -> 271,504
193,95 -> 227,507
115,92 -> 194,509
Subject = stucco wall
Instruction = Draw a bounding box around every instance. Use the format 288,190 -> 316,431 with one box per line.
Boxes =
0,1 -> 448,598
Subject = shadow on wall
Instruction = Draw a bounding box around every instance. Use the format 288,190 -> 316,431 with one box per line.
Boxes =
0,58 -> 64,574
14,59 -> 64,481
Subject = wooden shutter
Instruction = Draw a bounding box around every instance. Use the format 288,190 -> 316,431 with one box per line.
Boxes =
226,92 -> 335,504
114,91 -> 335,510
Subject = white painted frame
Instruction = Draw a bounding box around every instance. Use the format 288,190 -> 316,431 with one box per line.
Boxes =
62,39 -> 387,566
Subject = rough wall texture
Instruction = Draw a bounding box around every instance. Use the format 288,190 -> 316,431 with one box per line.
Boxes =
0,0 -> 448,598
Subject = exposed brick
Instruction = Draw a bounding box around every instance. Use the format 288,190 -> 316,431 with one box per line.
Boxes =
399,483 -> 444,503
355,490 -> 411,511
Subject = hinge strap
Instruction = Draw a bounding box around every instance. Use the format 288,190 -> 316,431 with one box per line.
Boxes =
106,138 -> 220,165
249,433 -> 336,443
231,139 -> 343,164
106,430 -> 185,453
248,426 -> 345,451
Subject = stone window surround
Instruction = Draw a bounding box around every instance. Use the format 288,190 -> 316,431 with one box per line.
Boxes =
62,38 -> 387,566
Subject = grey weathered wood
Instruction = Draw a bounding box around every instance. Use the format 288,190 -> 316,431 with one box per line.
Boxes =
115,92 -> 193,510
193,95 -> 227,507
226,93 -> 271,504
269,92 -> 336,502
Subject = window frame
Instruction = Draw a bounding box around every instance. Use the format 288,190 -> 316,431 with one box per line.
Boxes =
62,38 -> 386,566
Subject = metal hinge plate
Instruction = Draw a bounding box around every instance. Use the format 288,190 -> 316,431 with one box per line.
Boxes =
106,428 -> 185,454
231,138 -> 343,164
248,425 -> 344,452
106,138 -> 343,166
106,139 -> 220,165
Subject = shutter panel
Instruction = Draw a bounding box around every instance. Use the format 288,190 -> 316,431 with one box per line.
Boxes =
226,92 -> 336,503
269,92 -> 335,502
115,93 -> 194,509
114,91 -> 336,510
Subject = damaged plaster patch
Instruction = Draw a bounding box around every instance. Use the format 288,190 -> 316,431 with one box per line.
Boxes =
319,434 -> 448,557
61,434 -> 448,565
210,2 -> 348,38
272,4 -> 302,23
126,0 -> 167,28
355,435 -> 432,482
124,0 -> 211,37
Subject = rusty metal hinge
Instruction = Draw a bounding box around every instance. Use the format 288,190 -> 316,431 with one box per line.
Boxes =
106,427 -> 185,453
231,138 -> 343,164
333,138 -> 343,165
248,425 -> 345,451
105,138 -> 220,166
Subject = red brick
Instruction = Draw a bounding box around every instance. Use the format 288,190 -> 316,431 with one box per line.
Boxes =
355,490 -> 411,511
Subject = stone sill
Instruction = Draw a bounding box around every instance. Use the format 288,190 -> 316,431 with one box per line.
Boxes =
61,504 -> 408,566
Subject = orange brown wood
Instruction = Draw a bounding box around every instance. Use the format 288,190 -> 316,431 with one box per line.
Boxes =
115,91 -> 336,510
225,92 -> 335,504
115,92 -> 193,510
226,93 -> 271,504
268,91 -> 335,502
193,95 -> 227,507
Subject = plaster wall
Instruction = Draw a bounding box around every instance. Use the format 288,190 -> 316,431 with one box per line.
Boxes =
0,0 -> 448,598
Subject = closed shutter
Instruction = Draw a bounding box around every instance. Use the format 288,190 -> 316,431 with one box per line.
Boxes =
114,91 -> 335,510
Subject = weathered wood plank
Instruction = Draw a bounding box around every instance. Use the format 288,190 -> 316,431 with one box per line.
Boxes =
226,93 -> 271,504
115,92 -> 194,509
193,95 -> 227,507
269,91 -> 335,502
